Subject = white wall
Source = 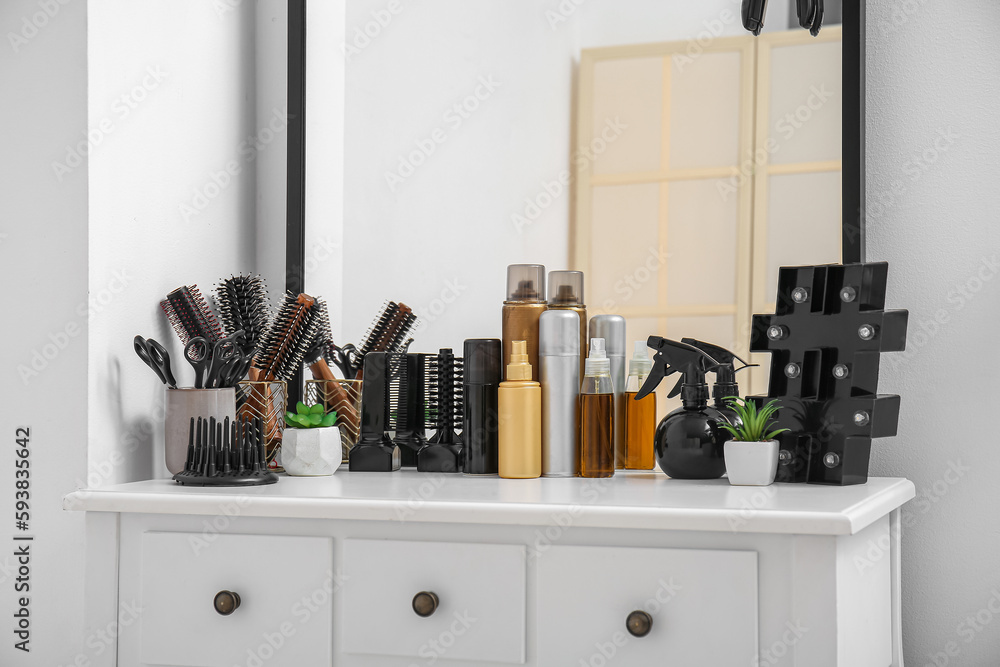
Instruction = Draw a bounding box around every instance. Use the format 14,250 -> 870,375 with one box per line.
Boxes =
88,0 -> 260,485
866,0 -> 1000,664
0,1 -> 89,663
333,0 -> 793,352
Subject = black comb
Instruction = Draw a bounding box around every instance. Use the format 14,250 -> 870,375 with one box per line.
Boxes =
173,415 -> 277,486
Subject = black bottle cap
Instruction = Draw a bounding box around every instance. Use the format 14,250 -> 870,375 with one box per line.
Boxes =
464,339 -> 502,385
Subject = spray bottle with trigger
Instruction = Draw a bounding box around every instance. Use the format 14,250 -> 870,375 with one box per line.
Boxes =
680,338 -> 756,428
634,337 -> 728,479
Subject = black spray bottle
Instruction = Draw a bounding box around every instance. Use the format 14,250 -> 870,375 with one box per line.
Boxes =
634,337 -> 727,479
681,338 -> 755,429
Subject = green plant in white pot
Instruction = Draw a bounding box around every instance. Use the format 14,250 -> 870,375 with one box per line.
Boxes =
281,402 -> 341,476
719,397 -> 788,486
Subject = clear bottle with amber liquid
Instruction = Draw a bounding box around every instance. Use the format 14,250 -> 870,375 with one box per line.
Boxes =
624,341 -> 656,469
579,338 -> 615,478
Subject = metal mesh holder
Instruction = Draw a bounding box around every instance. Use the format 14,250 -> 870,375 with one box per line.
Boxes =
305,379 -> 363,463
235,380 -> 287,470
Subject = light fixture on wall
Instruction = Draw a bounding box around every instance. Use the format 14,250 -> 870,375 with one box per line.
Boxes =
742,0 -> 826,37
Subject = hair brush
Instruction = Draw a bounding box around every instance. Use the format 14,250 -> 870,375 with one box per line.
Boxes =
254,292 -> 319,382
302,299 -> 360,434
352,301 -> 418,379
161,285 -> 223,346
215,274 -> 271,357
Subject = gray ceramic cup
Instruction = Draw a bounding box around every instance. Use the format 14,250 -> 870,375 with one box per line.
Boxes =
164,388 -> 237,474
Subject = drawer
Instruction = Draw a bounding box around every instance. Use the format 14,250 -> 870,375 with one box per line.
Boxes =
342,539 -> 526,664
135,532 -> 333,667
537,545 -> 757,665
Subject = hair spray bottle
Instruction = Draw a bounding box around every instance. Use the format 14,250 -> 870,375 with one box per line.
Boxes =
502,264 -> 547,382
539,310 -> 580,477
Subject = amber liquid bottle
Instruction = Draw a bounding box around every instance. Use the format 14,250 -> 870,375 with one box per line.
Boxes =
579,338 -> 615,478
624,341 -> 656,469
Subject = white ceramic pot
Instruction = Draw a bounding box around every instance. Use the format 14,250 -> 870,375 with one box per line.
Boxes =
724,440 -> 779,486
280,427 -> 343,476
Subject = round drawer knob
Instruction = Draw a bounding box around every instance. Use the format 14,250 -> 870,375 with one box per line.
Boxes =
626,610 -> 652,638
213,590 -> 241,616
412,591 -> 439,617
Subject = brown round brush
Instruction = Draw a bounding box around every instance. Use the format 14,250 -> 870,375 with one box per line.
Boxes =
303,299 -> 360,434
354,301 -> 418,379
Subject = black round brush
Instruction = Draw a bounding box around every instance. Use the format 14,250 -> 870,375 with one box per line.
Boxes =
215,274 -> 271,357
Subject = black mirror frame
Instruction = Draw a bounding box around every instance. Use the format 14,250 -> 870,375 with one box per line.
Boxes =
282,0 -> 866,399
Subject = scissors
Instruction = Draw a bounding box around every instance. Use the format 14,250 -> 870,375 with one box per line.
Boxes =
185,331 -> 248,388
134,336 -> 177,388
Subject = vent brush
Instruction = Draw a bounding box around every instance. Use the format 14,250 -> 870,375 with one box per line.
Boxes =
254,292 -> 319,382
160,285 -> 222,346
215,274 -> 271,357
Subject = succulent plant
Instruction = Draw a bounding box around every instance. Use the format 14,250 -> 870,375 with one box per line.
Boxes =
285,401 -> 338,429
719,397 -> 788,443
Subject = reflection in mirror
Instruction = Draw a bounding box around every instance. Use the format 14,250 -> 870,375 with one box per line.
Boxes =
311,1 -> 845,424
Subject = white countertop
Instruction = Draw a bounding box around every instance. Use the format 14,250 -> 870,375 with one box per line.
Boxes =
63,470 -> 914,536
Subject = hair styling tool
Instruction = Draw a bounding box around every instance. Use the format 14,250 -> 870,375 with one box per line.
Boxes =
161,285 -> 222,346
351,301 -> 417,379
133,335 -> 177,388
173,415 -> 277,486
389,353 -> 429,467
796,0 -> 824,36
743,0 -> 824,37
302,299 -> 361,435
184,331 -> 247,389
349,352 -> 402,471
215,274 -> 271,357
254,292 -> 319,382
418,348 -> 464,472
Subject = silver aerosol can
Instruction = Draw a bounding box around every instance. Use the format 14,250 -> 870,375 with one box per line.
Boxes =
588,314 -> 626,468
539,309 -> 580,477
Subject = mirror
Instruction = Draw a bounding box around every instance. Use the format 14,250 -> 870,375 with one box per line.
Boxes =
296,1 -> 849,418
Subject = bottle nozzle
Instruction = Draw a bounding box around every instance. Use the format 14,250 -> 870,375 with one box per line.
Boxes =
506,340 -> 533,381
629,340 -> 652,377
585,338 -> 611,376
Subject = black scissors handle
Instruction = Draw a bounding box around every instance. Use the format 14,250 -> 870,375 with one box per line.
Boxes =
134,336 -> 177,388
184,337 -> 211,389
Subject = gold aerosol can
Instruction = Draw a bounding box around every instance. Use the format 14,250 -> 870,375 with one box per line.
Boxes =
546,270 -> 588,379
502,264 -> 547,381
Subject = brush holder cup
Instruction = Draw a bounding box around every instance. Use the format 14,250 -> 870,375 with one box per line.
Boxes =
164,388 -> 236,474
305,379 -> 363,463
235,380 -> 287,469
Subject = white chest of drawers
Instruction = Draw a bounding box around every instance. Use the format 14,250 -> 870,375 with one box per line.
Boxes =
65,471 -> 914,667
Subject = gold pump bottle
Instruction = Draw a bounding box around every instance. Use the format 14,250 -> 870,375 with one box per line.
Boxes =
499,340 -> 542,478
502,264 -> 547,381
546,270 -> 588,379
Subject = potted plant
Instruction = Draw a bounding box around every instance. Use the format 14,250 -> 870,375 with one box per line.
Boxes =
280,402 -> 341,476
718,397 -> 788,486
